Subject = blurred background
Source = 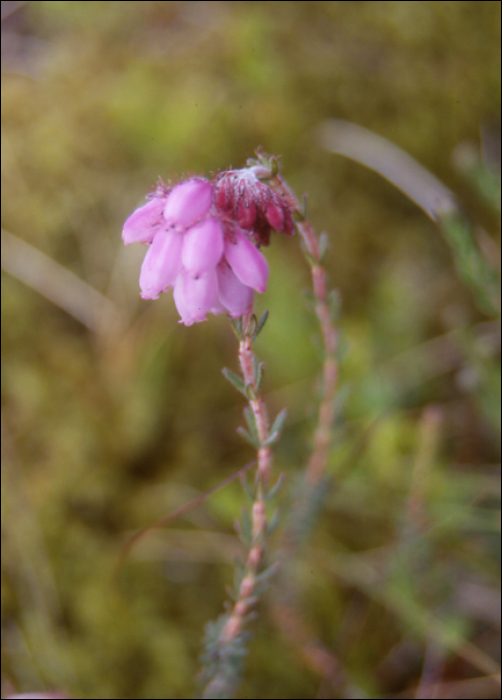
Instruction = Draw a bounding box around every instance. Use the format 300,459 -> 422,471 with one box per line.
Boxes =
1,2 -> 500,698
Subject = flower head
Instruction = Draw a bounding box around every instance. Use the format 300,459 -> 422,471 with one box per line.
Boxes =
122,162 -> 293,325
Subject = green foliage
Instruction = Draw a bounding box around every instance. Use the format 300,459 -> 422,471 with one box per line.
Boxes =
439,211 -> 500,316
199,614 -> 249,700
221,367 -> 247,397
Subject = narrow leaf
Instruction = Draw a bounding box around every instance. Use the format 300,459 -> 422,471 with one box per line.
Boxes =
255,561 -> 280,588
245,383 -> 257,401
228,316 -> 243,340
245,313 -> 257,339
255,361 -> 264,388
252,357 -> 264,388
270,408 -> 287,437
319,231 -> 329,261
232,559 -> 246,601
239,507 -> 252,547
244,407 -> 259,444
301,193 -> 307,218
263,409 -> 287,446
237,426 -> 259,448
294,197 -> 306,222
262,432 -> 278,447
267,507 -> 280,537
304,251 -> 316,267
252,310 -> 269,340
222,367 -> 247,396
267,473 -> 285,501
240,471 -> 256,502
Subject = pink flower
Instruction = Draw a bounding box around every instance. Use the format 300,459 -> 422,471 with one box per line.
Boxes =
123,165 -> 292,326
224,228 -> 268,294
122,197 -> 166,245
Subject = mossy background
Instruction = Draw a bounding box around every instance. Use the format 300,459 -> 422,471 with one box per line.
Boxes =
1,2 -> 500,698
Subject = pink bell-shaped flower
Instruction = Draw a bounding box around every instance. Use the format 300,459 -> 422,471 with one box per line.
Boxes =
122,197 -> 166,245
216,261 -> 254,318
181,218 -> 224,276
139,228 -> 184,300
122,161 -> 292,325
163,178 -> 213,228
224,228 -> 268,294
173,268 -> 219,325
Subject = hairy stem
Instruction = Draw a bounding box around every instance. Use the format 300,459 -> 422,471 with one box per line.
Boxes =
201,314 -> 275,699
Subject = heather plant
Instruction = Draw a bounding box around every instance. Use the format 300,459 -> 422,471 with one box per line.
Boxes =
118,141 -> 501,699
4,138 -> 499,697
118,139 -> 501,699
120,151 -> 339,698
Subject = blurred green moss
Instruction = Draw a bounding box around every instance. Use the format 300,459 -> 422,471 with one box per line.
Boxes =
2,2 -> 500,698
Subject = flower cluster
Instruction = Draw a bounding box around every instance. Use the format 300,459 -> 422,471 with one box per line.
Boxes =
214,168 -> 294,246
122,166 -> 293,325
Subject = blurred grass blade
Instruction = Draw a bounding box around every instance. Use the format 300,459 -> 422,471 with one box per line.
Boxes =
318,120 -> 501,315
317,119 -> 458,221
2,228 -> 122,333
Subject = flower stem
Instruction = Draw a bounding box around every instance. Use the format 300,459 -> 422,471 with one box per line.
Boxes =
220,316 -> 271,640
271,175 -> 339,487
201,314 -> 278,699
264,170 -> 343,690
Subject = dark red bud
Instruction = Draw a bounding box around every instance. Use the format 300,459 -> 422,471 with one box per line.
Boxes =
265,201 -> 284,231
238,197 -> 257,229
